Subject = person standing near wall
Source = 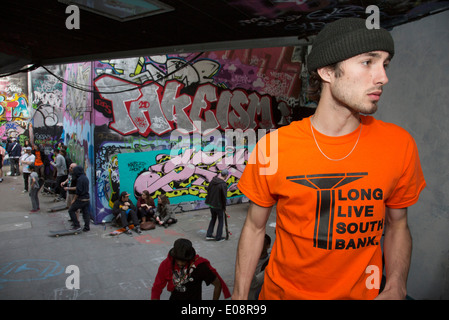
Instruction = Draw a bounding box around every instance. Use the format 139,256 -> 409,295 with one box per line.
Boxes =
7,138 -> 21,176
32,143 -> 45,180
51,148 -> 67,200
62,162 -> 78,209
20,147 -> 35,193
205,169 -> 228,242
28,164 -> 40,212
0,144 -> 5,182
68,166 -> 91,232
233,18 -> 426,300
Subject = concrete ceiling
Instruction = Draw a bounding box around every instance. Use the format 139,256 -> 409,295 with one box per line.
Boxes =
1,0 -> 448,75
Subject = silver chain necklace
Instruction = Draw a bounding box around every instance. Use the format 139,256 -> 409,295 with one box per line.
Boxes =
310,117 -> 362,161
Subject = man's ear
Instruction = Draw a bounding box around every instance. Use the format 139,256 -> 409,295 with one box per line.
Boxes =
317,66 -> 333,83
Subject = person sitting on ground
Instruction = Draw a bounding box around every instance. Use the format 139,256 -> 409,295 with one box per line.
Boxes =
155,194 -> 177,228
112,191 -> 141,234
137,190 -> 156,222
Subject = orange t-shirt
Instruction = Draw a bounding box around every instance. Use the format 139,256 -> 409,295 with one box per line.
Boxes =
34,150 -> 44,166
237,115 -> 426,300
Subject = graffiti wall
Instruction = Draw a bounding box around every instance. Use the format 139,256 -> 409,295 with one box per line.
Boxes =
62,62 -> 95,219
1,66 -> 66,175
0,74 -> 30,145
92,47 -> 308,223
29,66 -> 66,176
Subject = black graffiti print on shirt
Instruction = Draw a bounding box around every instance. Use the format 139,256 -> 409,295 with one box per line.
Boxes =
287,173 -> 384,250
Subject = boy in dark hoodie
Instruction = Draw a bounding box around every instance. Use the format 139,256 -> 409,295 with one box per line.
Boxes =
205,169 -> 228,242
68,165 -> 90,232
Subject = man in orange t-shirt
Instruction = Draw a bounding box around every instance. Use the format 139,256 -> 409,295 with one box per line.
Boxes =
32,144 -> 45,179
232,18 -> 426,300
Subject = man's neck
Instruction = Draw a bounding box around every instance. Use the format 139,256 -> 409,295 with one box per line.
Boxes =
312,97 -> 361,137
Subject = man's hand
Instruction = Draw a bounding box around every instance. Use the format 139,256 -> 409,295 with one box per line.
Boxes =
232,202 -> 272,300
375,286 -> 407,300
376,207 -> 411,300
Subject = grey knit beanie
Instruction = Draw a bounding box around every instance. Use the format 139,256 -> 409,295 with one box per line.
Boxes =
307,18 -> 394,73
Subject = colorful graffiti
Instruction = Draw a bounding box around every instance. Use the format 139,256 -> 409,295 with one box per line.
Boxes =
94,78 -> 276,136
61,62 -> 95,220
92,47 -> 304,223
93,48 -> 301,135
0,74 -> 30,142
64,63 -> 91,121
94,127 -> 256,223
31,65 -> 65,128
120,145 -> 247,203
62,62 -> 93,169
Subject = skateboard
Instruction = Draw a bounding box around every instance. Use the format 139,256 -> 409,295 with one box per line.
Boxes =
224,211 -> 231,240
49,229 -> 81,237
47,203 -> 67,212
109,224 -> 135,236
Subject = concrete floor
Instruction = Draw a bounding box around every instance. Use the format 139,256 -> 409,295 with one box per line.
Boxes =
0,167 -> 277,300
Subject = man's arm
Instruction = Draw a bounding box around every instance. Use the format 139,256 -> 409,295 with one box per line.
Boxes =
151,262 -> 169,300
111,201 -> 121,216
232,202 -> 272,300
212,276 -> 222,300
51,155 -> 60,169
30,176 -> 36,189
376,207 -> 411,300
129,200 -> 137,211
221,184 -> 227,209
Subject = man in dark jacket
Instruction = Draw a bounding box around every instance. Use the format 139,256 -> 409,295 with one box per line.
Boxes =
205,169 -> 228,242
68,166 -> 90,232
6,138 -> 21,176
112,191 -> 141,234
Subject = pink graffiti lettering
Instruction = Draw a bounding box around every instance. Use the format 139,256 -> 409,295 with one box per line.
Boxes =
134,148 -> 246,197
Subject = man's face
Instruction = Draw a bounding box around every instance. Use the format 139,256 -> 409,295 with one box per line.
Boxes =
327,51 -> 391,115
175,260 -> 187,268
